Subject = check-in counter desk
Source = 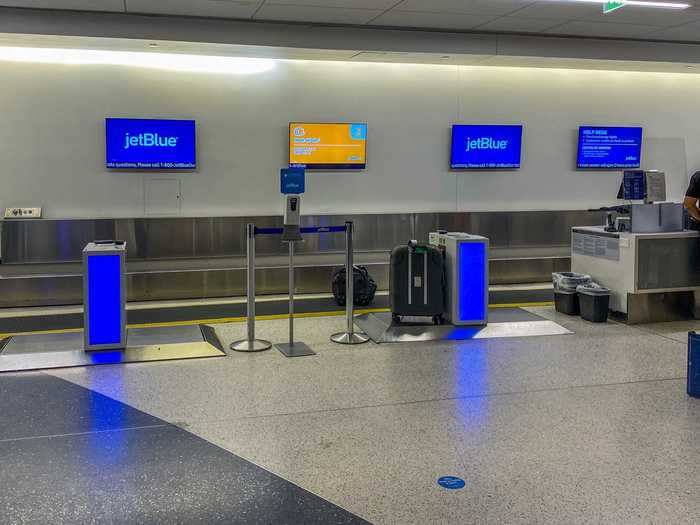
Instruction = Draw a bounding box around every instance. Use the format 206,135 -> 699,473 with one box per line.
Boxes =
571,226 -> 700,323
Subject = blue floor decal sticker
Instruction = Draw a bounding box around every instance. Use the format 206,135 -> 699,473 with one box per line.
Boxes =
438,476 -> 466,490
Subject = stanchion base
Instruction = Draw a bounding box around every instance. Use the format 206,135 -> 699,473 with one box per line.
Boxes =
275,342 -> 316,358
230,339 -> 273,353
330,332 -> 370,345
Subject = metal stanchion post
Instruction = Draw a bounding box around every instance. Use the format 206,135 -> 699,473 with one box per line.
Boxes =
331,221 -> 369,345
276,239 -> 315,357
231,224 -> 272,352
289,240 -> 294,344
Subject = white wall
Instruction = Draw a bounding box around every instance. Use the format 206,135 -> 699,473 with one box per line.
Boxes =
0,58 -> 698,218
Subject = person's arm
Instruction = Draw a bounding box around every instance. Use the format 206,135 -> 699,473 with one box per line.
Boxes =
684,196 -> 700,222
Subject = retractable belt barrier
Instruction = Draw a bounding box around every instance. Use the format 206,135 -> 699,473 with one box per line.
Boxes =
230,220 -> 369,356
254,226 -> 347,235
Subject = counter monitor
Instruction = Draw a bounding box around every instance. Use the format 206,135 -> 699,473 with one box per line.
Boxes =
289,123 -> 367,170
106,118 -> 196,170
577,126 -> 642,169
450,124 -> 523,169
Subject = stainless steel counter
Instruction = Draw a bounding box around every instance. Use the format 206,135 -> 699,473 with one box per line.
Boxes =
0,210 -> 602,307
572,226 -> 700,323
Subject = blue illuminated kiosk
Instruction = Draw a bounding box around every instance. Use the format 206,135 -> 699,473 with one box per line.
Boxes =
83,241 -> 127,351
430,232 -> 489,326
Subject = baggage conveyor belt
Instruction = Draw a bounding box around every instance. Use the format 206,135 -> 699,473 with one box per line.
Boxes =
0,285 -> 554,337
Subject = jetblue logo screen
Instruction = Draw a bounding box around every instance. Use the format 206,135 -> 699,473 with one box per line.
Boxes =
105,118 -> 196,169
451,125 -> 523,169
577,126 -> 642,169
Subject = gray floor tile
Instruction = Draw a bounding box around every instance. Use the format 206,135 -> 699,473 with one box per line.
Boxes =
215,315 -> 349,348
23,308 -> 700,523
0,425 -> 370,525
186,401 -> 471,525
447,379 -> 700,525
50,312 -> 687,424
0,372 -> 162,441
188,380 -> 700,525
632,319 -> 700,344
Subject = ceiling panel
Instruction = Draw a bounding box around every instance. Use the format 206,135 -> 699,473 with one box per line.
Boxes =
394,0 -> 536,16
0,0 -> 124,10
370,10 -> 498,30
604,8 -> 700,27
511,2 -> 612,20
254,4 -> 383,24
350,50 -> 495,65
473,16 -> 563,33
544,20 -> 663,38
5,0 -> 700,45
125,0 -> 261,19
648,21 -> 700,41
267,0 -> 399,9
554,5 -> 700,27
481,54 -> 699,74
3,32 -> 700,73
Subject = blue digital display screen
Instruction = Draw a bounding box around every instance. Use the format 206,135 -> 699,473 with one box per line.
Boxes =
577,126 -> 642,169
87,254 -> 122,346
451,125 -> 523,169
106,118 -> 196,170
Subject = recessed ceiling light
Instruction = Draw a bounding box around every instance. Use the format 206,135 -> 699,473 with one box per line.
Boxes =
549,0 -> 690,9
148,43 -> 159,48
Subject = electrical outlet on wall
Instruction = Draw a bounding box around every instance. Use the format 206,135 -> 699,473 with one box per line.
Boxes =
4,207 -> 42,219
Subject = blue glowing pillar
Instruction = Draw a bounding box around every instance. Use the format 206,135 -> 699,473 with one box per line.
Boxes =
83,241 -> 127,351
438,233 -> 489,326
458,241 -> 488,324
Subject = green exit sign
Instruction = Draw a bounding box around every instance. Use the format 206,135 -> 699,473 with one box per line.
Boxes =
604,1 -> 626,13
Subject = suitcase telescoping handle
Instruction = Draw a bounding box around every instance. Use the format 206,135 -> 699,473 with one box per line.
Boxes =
408,240 -> 417,306
406,240 -> 427,306
408,247 -> 413,305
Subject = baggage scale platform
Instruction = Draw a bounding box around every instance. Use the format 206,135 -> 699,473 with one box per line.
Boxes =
355,308 -> 571,344
0,324 -> 226,373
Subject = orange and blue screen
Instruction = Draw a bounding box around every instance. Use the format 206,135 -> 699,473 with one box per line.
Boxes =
289,123 -> 367,170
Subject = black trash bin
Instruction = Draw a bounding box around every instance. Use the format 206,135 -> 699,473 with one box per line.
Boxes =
577,283 -> 611,323
688,332 -> 700,398
552,272 -> 591,315
554,289 -> 580,315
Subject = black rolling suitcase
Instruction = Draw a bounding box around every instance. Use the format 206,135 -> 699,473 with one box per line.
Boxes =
390,240 -> 445,325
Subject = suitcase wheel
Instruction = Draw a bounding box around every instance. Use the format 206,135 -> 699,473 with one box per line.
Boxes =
392,314 -> 402,324
432,314 -> 444,326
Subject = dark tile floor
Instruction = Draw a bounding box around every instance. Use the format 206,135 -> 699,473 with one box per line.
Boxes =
0,372 -> 370,525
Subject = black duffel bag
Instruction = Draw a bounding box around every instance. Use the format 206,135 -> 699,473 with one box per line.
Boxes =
332,265 -> 377,307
